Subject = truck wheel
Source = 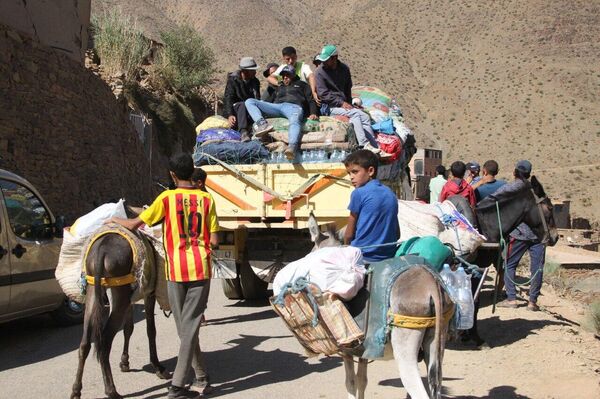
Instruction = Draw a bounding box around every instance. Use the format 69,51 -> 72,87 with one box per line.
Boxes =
222,277 -> 244,299
240,262 -> 269,299
51,297 -> 85,326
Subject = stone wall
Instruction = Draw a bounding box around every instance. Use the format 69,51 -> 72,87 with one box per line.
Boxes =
0,24 -> 154,222
0,0 -> 90,63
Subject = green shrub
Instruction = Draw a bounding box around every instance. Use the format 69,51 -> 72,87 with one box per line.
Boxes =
587,301 -> 600,336
92,10 -> 149,81
155,26 -> 215,96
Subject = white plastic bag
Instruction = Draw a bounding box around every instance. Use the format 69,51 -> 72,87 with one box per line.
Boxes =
273,246 -> 366,301
70,199 -> 127,237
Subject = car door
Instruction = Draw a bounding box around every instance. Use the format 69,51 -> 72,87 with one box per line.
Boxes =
0,208 -> 9,315
0,178 -> 63,314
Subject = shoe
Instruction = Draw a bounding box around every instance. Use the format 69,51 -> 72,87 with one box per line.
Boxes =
252,119 -> 273,138
168,385 -> 200,399
497,300 -> 518,308
192,376 -> 214,394
284,145 -> 296,160
527,302 -> 540,312
240,129 -> 251,142
363,143 -> 381,154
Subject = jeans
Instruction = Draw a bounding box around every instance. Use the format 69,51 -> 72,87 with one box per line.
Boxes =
168,279 -> 211,387
504,238 -> 546,303
330,107 -> 377,146
245,99 -> 304,146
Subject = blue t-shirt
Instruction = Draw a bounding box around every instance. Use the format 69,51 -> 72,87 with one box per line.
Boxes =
475,179 -> 506,203
348,179 -> 399,261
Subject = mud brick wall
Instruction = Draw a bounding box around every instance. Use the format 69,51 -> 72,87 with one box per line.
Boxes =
0,25 -> 153,222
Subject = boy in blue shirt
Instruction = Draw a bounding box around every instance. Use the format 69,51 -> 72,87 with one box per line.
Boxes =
343,150 -> 400,261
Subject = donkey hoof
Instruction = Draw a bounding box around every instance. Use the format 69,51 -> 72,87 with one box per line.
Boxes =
108,392 -> 123,399
120,362 -> 130,372
155,366 -> 170,379
70,394 -> 81,399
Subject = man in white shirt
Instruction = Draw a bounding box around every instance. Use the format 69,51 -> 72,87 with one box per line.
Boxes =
429,165 -> 447,203
267,46 -> 319,105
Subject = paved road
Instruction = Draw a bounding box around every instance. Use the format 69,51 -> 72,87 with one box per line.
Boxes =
0,283 -> 400,399
1,279 -> 598,399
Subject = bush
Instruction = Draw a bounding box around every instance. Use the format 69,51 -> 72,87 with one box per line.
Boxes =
92,10 -> 149,81
155,26 -> 216,97
587,301 -> 600,336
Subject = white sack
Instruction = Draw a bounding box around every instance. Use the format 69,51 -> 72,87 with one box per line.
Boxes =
55,228 -> 87,303
273,246 -> 366,301
71,199 -> 127,237
397,200 -> 445,240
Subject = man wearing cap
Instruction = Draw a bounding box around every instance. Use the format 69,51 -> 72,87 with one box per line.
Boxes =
491,160 -> 546,312
465,161 -> 482,185
245,65 -> 318,159
261,63 -> 279,103
314,45 -> 386,157
223,57 -> 261,141
267,46 -> 319,105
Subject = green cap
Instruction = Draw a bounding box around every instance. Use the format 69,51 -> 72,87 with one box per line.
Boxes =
316,44 -> 338,62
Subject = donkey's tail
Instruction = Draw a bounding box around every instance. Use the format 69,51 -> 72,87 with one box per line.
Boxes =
90,243 -> 106,362
428,275 -> 444,399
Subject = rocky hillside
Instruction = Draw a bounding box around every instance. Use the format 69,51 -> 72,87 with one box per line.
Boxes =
93,0 -> 600,223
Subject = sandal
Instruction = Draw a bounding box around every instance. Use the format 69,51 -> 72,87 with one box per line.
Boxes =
527,302 -> 540,312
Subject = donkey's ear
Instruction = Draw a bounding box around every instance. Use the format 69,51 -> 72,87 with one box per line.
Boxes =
336,225 -> 347,244
307,212 -> 323,243
531,175 -> 546,198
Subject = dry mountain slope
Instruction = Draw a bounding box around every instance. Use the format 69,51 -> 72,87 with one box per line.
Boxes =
92,0 -> 600,223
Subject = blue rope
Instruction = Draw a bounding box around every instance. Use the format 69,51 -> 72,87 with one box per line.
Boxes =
273,276 -> 322,327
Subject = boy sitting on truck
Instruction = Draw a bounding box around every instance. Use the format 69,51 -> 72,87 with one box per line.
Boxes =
343,150 -> 400,261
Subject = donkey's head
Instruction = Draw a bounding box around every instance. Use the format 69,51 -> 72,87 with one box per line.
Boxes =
307,212 -> 344,251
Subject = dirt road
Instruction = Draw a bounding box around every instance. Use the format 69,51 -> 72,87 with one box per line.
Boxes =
0,277 -> 598,399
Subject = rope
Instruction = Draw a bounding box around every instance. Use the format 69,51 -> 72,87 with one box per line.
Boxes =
273,276 -> 322,327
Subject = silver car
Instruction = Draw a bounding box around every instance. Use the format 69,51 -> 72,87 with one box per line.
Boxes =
0,168 -> 83,325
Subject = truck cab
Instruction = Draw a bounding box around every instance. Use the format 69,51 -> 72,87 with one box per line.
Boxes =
0,169 -> 83,325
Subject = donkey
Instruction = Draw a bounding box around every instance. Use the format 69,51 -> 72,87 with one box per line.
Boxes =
306,216 -> 454,399
70,232 -> 167,399
447,175 -> 558,345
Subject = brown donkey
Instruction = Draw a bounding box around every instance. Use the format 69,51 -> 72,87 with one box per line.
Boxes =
70,233 -> 167,399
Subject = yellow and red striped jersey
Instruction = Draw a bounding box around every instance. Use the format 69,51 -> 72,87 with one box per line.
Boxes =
139,188 -> 219,282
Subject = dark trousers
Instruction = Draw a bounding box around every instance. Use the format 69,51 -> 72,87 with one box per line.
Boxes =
233,102 -> 252,132
168,279 -> 211,387
504,238 -> 546,303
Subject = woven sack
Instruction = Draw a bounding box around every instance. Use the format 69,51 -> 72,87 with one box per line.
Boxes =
55,227 -> 87,303
271,284 -> 363,356
195,115 -> 229,134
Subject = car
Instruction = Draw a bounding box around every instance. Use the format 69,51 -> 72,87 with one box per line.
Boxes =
0,168 -> 84,325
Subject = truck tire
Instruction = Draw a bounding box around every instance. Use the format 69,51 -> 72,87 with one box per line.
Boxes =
222,277 -> 244,299
239,262 -> 269,299
51,297 -> 85,326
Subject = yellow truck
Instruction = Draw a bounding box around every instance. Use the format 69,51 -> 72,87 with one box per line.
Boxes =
204,158 -> 412,299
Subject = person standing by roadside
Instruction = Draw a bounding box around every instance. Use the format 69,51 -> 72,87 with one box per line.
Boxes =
439,161 -> 476,207
109,153 -> 219,398
428,165 -> 446,203
493,160 -> 546,311
473,159 -> 506,202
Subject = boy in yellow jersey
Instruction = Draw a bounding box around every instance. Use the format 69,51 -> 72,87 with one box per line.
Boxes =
109,153 -> 218,399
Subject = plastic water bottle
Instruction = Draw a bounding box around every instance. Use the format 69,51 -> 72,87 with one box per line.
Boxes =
330,149 -> 339,163
269,152 -> 277,164
454,266 -> 474,330
440,264 -> 456,299
390,99 -> 402,117
339,150 -> 347,162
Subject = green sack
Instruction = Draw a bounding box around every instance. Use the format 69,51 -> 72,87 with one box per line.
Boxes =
395,236 -> 451,273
